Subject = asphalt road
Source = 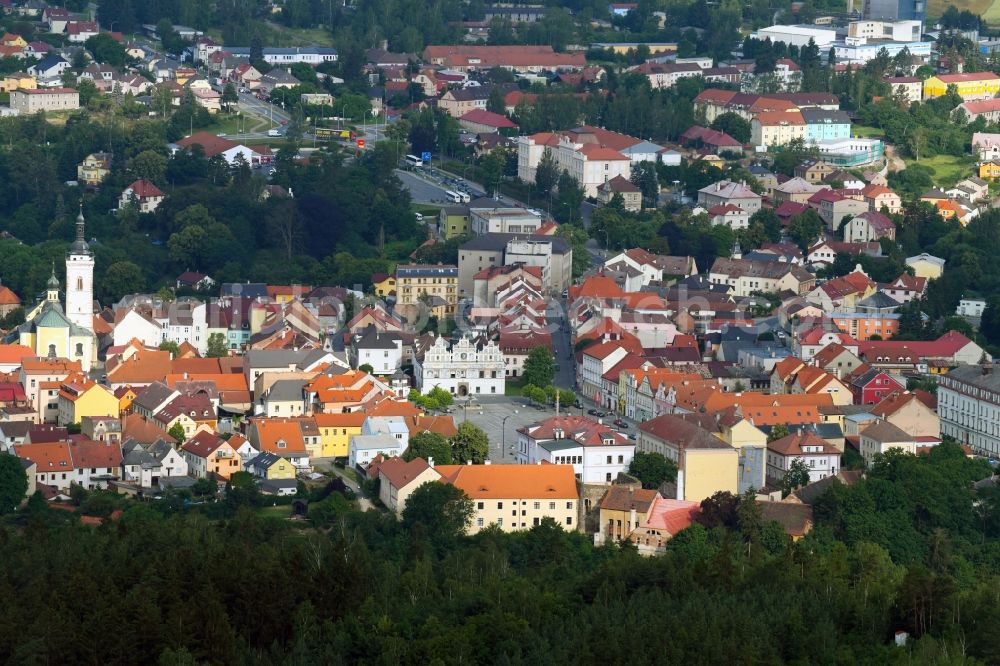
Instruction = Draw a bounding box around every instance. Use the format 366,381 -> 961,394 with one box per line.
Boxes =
396,169 -> 456,204
454,398 -> 584,463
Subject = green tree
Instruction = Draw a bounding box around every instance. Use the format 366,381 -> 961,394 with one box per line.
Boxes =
404,431 -> 453,465
167,422 -> 186,444
206,333 -> 229,357
554,170 -> 583,224
781,457 -> 812,497
534,147 -> 558,196
479,149 -> 506,195
0,453 -> 27,514
102,261 -> 145,303
768,423 -> 790,442
450,422 -> 490,464
402,481 -> 474,540
522,383 -> 548,405
628,451 -> 678,490
486,86 -> 506,114
522,346 -> 555,388
85,33 -> 127,67
981,295 -> 1000,345
426,386 -> 454,409
788,209 -> 823,251
129,150 -> 168,185
222,83 -> 239,112
159,341 -> 180,356
710,112 -> 751,144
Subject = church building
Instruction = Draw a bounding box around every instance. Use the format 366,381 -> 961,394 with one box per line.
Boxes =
18,205 -> 96,370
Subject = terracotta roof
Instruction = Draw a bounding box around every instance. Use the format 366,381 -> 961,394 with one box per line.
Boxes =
106,349 -> 172,385
313,412 -> 368,428
434,463 -> 578,499
600,486 -> 658,512
181,430 -> 228,458
378,456 -> 438,489
767,431 -> 840,456
176,131 -> 238,158
935,71 -> 1000,83
641,497 -> 701,534
459,109 -> 516,128
15,442 -> 72,472
0,344 -> 33,365
252,417 -> 308,454
126,179 -> 164,199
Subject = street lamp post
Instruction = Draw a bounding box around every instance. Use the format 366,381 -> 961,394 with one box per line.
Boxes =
501,411 -> 519,461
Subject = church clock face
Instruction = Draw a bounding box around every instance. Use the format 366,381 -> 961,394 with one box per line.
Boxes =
461,353 -> 467,360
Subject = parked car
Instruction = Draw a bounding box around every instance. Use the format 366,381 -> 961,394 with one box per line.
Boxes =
628,433 -> 637,441
613,419 -> 628,428
587,409 -> 600,416
573,401 -> 583,409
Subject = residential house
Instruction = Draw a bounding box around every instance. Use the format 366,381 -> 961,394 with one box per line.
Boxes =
751,110 -> 806,148
766,431 -> 841,484
905,253 -> 945,280
938,363 -> 1000,456
924,72 -> 1000,101
844,211 -> 895,242
870,389 -> 938,438
861,185 -> 903,214
377,456 -> 441,515
596,175 -> 642,212
119,179 -> 165,214
858,419 -> 917,465
638,414 -> 738,502
77,152 -> 113,186
516,415 -> 635,484
434,463 -> 579,533
180,430 -> 241,479
244,451 -> 296,481
10,87 -> 79,114
56,378 -> 119,426
697,180 -> 762,215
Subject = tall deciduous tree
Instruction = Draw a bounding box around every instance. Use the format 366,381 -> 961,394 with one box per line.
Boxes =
0,453 -> 27,514
534,148 -> 558,196
450,422 -> 490,464
522,346 -> 555,388
404,431 -> 453,465
628,451 -> 678,490
781,457 -> 812,497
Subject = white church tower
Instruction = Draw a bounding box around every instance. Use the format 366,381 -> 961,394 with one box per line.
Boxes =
65,203 -> 94,333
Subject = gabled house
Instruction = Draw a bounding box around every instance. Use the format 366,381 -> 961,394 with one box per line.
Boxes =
119,179 -> 165,214
378,456 -> 441,515
180,430 -> 241,479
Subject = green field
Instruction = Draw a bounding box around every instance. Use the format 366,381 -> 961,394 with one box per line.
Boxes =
851,125 -> 884,138
928,0 -> 1000,23
904,154 -> 976,188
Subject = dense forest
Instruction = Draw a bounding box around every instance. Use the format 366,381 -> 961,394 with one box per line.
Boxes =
0,443 -> 997,664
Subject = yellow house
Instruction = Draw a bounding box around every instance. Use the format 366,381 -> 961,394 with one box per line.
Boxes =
0,71 -> 36,92
682,447 -> 739,502
980,160 -> 1000,180
77,152 -> 113,186
596,42 -> 677,55
437,207 -> 471,240
905,252 -> 945,280
923,72 -> 1000,101
313,412 -> 367,457
372,273 -> 397,298
56,380 -> 119,425
247,452 -> 296,480
598,485 -> 659,543
116,386 -> 137,414
638,413 -> 739,503
1,33 -> 27,48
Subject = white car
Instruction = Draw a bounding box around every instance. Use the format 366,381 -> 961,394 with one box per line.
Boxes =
267,128 -> 283,137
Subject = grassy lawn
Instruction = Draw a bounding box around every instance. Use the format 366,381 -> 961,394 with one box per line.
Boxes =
905,154 -> 976,188
255,504 -> 292,519
413,203 -> 442,217
851,125 -> 884,138
505,376 -> 526,396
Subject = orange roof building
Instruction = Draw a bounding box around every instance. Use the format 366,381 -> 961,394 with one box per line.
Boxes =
434,463 -> 579,533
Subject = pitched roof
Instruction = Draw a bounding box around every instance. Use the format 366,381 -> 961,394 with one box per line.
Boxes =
126,179 -> 164,199
860,419 -> 913,443
767,431 -> 840,456
459,108 -> 516,128
600,485 -> 658,512
378,456 -> 438,489
180,430 -> 228,458
176,131 -> 238,157
434,463 -> 578,499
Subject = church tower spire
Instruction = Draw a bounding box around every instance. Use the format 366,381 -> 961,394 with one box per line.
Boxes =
65,200 -> 94,332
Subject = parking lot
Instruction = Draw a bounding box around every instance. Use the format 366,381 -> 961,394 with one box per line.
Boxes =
451,396 -> 599,463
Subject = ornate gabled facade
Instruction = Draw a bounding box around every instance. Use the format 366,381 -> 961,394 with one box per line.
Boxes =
414,333 -> 505,396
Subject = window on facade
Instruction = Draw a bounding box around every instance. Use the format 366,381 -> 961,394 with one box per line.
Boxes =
497,502 -> 503,509
476,518 -> 483,527
549,502 -> 555,510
